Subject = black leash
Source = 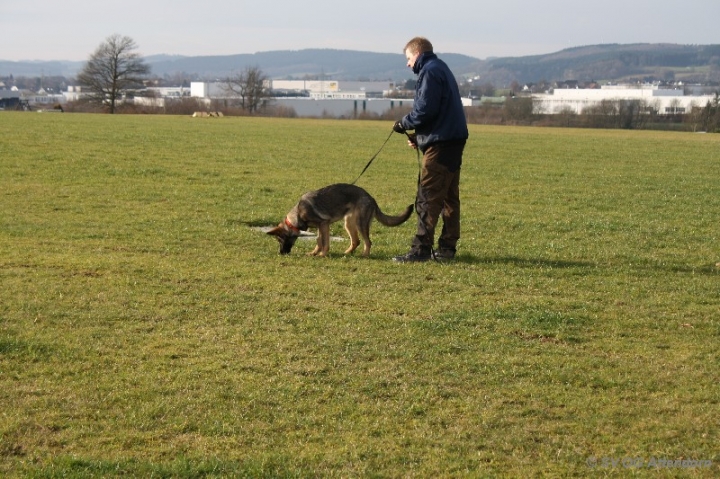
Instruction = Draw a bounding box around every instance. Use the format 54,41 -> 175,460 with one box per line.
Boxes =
350,129 -> 395,185
351,129 -> 442,262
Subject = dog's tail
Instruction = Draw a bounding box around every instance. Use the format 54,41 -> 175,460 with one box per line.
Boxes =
375,204 -> 414,227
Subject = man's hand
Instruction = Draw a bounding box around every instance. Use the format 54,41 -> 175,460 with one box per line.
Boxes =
407,133 -> 418,150
393,120 -> 406,134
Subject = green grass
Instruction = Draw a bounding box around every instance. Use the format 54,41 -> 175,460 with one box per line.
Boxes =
1,112 -> 719,477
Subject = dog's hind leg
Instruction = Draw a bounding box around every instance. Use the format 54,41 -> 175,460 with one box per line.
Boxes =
344,215 -> 360,254
358,216 -> 373,257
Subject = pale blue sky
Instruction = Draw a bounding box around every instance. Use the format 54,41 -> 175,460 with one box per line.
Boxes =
1,0 -> 718,61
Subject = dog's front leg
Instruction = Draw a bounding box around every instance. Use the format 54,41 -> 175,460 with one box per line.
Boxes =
309,234 -> 322,256
317,223 -> 331,256
307,223 -> 328,256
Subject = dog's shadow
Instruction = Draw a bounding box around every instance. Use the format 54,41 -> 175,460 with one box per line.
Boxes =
236,219 -> 279,228
240,219 -> 344,242
239,222 -> 720,274
241,223 -> 600,267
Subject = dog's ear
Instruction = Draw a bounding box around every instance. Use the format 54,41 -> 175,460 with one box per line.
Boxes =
266,225 -> 285,237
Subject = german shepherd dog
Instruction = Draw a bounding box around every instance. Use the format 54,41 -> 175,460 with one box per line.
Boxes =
267,183 -> 413,257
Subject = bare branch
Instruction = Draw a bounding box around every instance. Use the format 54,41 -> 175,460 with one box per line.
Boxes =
224,66 -> 270,113
76,34 -> 151,113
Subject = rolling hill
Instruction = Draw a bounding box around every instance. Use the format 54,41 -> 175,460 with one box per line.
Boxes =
476,43 -> 720,85
1,44 -> 719,85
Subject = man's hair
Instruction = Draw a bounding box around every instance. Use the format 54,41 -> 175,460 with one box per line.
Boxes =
404,37 -> 433,55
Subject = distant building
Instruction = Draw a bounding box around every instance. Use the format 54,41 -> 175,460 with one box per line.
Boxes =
189,80 -> 414,117
0,86 -> 21,109
533,84 -> 717,115
269,80 -> 395,99
25,88 -> 65,106
64,85 -> 84,102
190,82 -> 229,99
265,98 -> 414,118
146,86 -> 190,98
190,80 -> 395,99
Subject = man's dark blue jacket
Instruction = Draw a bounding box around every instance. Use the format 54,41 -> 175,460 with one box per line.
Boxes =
399,51 -> 468,152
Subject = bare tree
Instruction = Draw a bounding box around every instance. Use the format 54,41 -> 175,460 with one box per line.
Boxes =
76,34 -> 150,113
225,66 -> 269,113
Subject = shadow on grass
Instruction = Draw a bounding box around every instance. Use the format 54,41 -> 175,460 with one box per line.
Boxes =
645,262 -> 719,276
238,223 -> 719,275
455,254 -> 596,269
345,253 -> 596,268
234,219 -> 280,228
454,255 -> 719,275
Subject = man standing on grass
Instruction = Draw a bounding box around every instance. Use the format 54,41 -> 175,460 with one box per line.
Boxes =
392,36 -> 468,263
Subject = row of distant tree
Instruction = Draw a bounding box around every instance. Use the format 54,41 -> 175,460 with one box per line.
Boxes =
475,95 -> 720,132
4,33 -> 720,132
69,34 -> 270,114
0,34 -> 270,114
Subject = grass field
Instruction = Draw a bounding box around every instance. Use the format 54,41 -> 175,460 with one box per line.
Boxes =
1,111 -> 719,477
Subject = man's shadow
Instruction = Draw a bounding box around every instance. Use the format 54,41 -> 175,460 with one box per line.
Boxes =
452,254 -> 594,269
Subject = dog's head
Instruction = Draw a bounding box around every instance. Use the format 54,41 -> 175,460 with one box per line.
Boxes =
267,218 -> 302,254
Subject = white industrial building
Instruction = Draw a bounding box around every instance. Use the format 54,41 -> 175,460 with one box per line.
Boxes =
190,82 -> 232,99
269,80 -> 396,99
17,80 -> 712,118
533,84 -> 717,115
187,80 -> 482,117
191,80 -> 394,100
190,80 -> 414,117
268,98 -> 415,117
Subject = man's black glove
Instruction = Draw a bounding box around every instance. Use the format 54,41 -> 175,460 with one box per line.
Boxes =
393,120 -> 406,134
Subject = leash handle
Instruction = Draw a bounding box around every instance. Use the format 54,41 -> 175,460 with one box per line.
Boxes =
350,129 -> 395,185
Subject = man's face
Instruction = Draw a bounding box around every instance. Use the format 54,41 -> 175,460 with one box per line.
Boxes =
405,48 -> 420,70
